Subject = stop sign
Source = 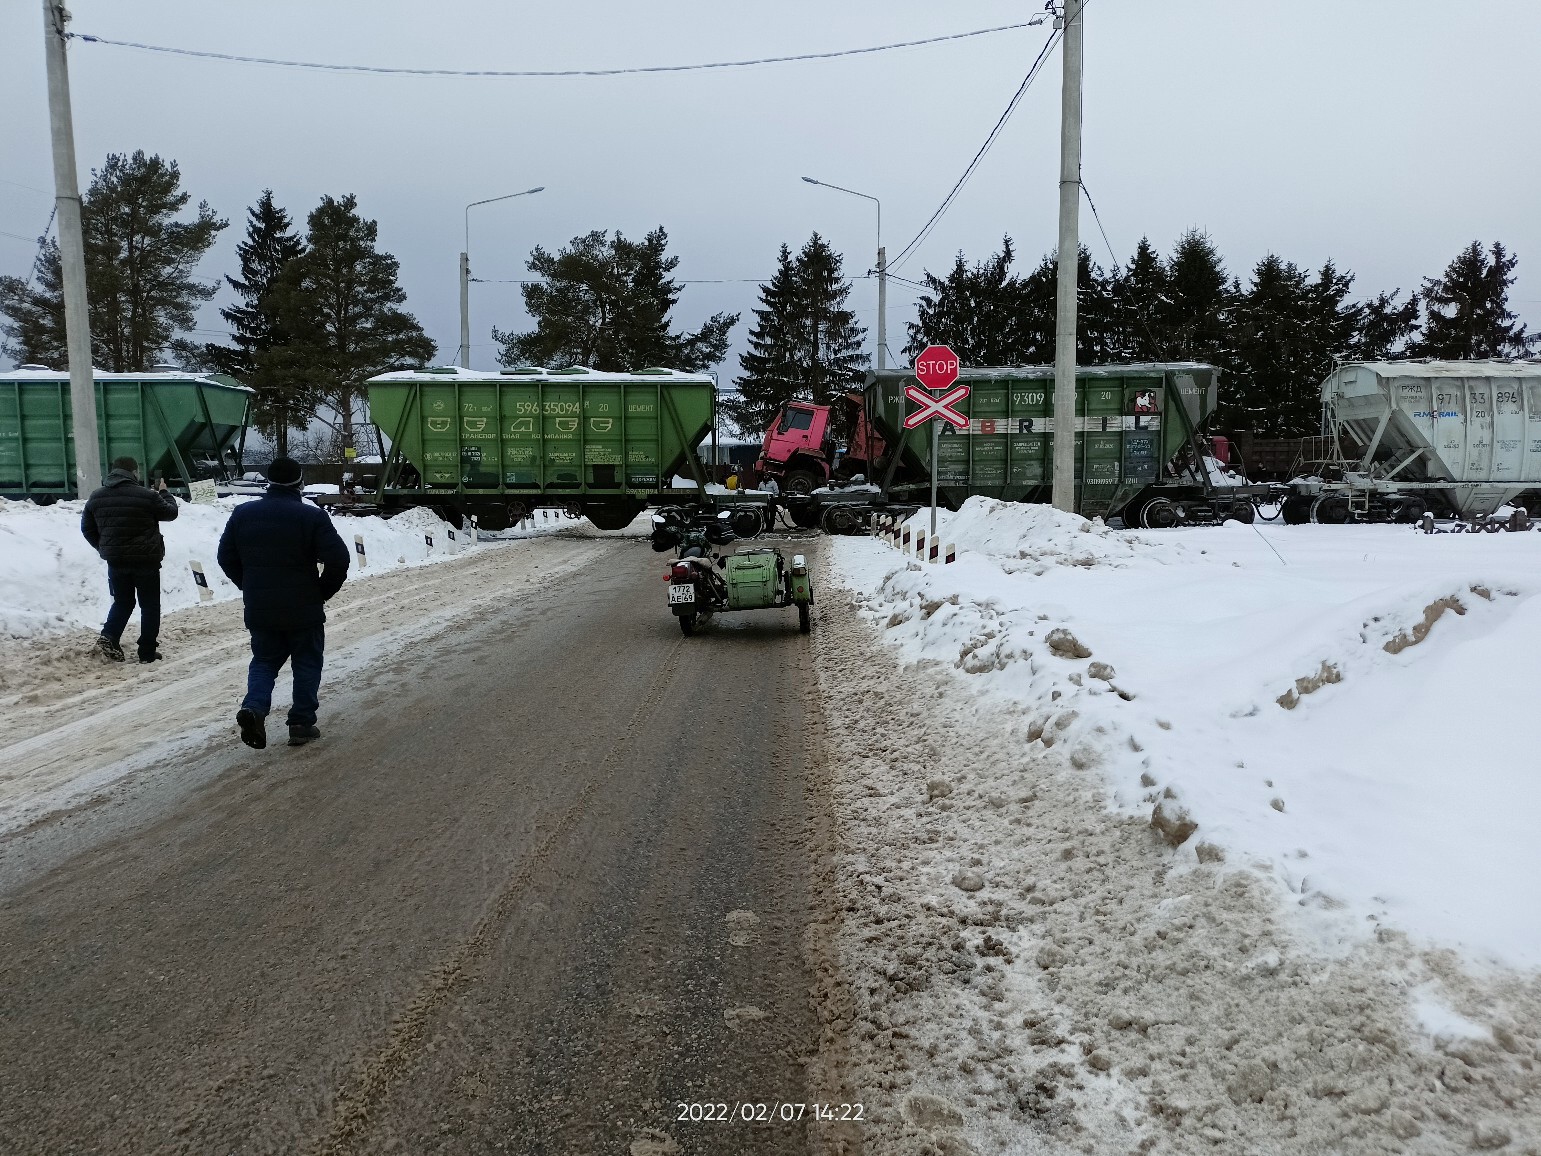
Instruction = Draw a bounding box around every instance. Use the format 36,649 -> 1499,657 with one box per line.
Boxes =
914,345 -> 960,390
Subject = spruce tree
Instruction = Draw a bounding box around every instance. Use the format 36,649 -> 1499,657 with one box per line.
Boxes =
0,151 -> 225,370
1412,242 -> 1536,359
725,233 -> 867,434
1112,237 -> 1170,360
495,227 -> 736,372
204,191 -> 312,456
731,244 -> 803,430
1158,229 -> 1234,364
1221,257 -> 1360,437
904,238 -> 1028,365
1349,290 -> 1421,360
269,194 -> 435,455
1013,246 -> 1116,364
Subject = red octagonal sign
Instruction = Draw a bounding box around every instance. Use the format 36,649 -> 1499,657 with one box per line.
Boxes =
914,344 -> 960,391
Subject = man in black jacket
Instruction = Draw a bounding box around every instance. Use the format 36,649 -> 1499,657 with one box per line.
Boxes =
81,456 -> 180,663
217,457 -> 350,749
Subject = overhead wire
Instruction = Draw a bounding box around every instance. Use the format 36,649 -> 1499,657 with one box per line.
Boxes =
70,22 -> 1040,79
890,26 -> 1062,273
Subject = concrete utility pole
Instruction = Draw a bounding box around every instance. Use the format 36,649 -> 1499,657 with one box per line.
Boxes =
458,251 -> 471,369
1050,0 -> 1085,513
41,0 -> 100,495
875,243 -> 888,371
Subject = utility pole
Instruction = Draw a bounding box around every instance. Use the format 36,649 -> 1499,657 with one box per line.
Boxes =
41,0 -> 100,495
876,243 -> 888,371
1050,0 -> 1085,513
459,251 -> 471,368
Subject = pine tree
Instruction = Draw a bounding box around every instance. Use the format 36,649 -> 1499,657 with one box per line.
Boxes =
269,194 -> 435,454
1412,242 -> 1536,359
0,151 -> 225,370
203,191 -> 312,456
494,227 -> 737,372
725,233 -> 867,433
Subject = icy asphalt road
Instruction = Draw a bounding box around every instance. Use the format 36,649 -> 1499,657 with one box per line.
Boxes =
0,535 -> 838,1154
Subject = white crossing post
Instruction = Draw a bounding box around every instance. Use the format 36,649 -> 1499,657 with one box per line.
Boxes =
353,533 -> 367,568
189,560 -> 214,602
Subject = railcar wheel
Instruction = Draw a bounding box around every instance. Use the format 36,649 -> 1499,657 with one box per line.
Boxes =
1224,501 -> 1256,525
1281,496 -> 1313,525
1390,496 -> 1426,524
1310,496 -> 1351,524
789,502 -> 820,529
729,508 -> 763,539
1140,497 -> 1179,529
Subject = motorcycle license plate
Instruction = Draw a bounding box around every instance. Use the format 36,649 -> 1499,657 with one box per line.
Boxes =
668,584 -> 696,605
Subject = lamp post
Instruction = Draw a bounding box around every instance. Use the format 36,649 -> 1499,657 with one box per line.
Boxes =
460,186 -> 544,369
801,176 -> 886,371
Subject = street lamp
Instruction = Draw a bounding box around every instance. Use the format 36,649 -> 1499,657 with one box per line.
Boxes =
460,186 -> 544,369
801,176 -> 887,370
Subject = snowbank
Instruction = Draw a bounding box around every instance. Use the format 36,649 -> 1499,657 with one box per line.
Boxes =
0,497 -> 473,640
835,497 -> 1541,968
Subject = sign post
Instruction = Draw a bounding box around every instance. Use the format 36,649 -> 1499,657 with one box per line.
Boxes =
908,344 -> 968,541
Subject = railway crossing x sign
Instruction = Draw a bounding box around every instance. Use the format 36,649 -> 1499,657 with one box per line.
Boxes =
903,384 -> 970,430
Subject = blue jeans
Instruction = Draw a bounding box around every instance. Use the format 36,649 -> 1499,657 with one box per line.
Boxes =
102,566 -> 161,659
242,625 -> 326,727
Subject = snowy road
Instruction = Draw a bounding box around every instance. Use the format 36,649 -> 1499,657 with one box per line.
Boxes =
0,536 -> 837,1154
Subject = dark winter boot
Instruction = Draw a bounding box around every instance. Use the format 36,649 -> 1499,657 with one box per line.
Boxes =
287,724 -> 321,747
236,708 -> 267,750
138,648 -> 162,664
94,635 -> 125,662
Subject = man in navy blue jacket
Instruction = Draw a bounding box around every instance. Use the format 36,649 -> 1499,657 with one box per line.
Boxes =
217,458 -> 350,749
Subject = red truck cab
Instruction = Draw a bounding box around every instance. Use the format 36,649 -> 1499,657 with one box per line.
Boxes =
756,394 -> 887,493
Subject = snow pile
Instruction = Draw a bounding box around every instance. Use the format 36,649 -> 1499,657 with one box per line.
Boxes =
835,497 -> 1541,968
810,594 -> 1541,1155
0,496 -> 470,640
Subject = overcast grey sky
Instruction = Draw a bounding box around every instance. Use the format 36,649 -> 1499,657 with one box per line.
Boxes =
3,0 -> 1538,378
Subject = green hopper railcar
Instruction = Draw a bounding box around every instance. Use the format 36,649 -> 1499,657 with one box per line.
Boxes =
0,367 -> 252,501
366,366 -> 718,530
863,363 -> 1247,524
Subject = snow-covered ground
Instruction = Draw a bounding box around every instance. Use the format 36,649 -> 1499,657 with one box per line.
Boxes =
816,513 -> 1541,1154
836,498 -> 1541,970
0,496 -> 553,642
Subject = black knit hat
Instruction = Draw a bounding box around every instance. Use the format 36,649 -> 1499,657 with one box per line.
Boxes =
265,457 -> 303,487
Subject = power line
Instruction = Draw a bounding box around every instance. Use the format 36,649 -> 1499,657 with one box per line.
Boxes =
1080,181 -> 1119,268
71,22 -> 1039,79
891,27 -> 1061,272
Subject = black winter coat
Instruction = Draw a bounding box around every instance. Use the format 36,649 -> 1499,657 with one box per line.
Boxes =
216,487 -> 351,630
81,469 -> 180,566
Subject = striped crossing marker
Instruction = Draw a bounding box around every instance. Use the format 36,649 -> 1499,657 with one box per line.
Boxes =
353,534 -> 367,568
